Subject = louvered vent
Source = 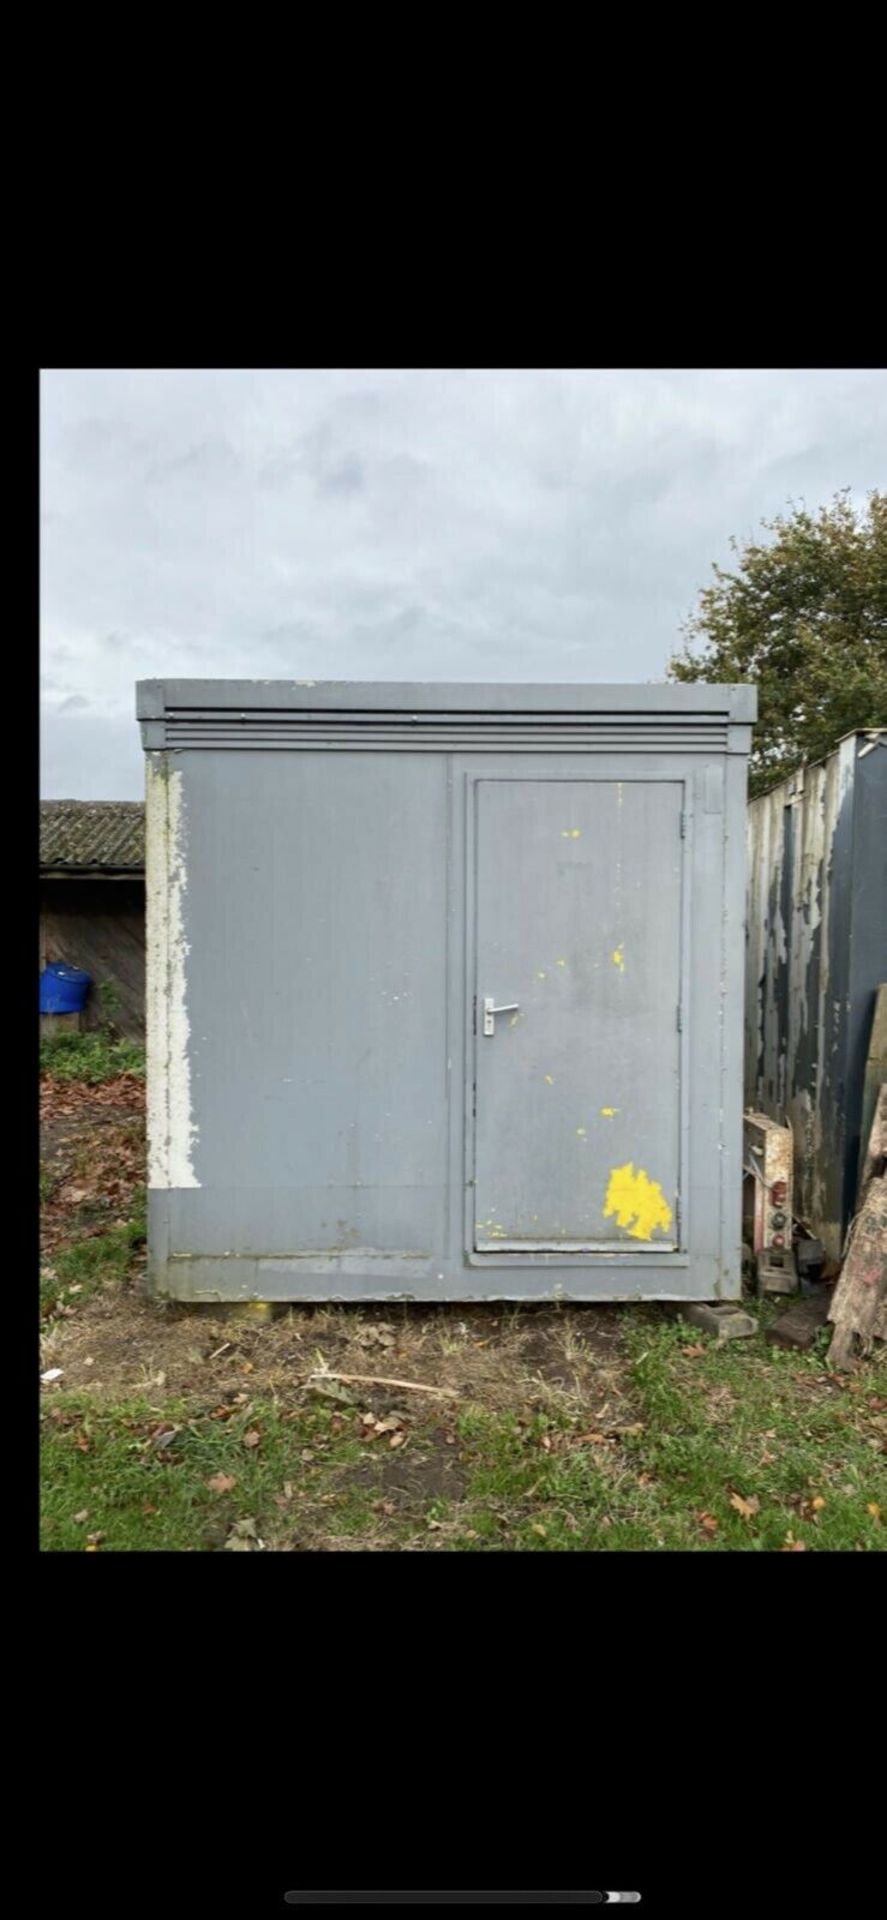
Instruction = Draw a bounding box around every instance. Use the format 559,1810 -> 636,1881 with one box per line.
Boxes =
162,708 -> 731,752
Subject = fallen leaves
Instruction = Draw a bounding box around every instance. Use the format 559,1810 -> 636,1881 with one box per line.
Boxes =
242,1429 -> 261,1450
791,1492 -> 827,1523
682,1343 -> 707,1358
697,1511 -> 719,1535
206,1473 -> 237,1494
729,1492 -> 761,1520
358,1411 -> 407,1448
354,1322 -> 396,1351
224,1517 -> 265,1551
41,1089 -> 146,1258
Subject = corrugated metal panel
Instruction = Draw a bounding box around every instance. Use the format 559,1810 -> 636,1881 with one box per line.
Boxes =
745,731 -> 887,1258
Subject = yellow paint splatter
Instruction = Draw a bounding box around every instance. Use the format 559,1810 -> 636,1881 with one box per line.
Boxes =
544,1074 -> 555,1085
509,1013 -> 521,1026
536,970 -> 547,981
603,1163 -> 672,1241
561,828 -> 581,838
556,958 -> 567,968
576,1127 -> 587,1137
611,946 -> 625,972
600,1106 -> 618,1118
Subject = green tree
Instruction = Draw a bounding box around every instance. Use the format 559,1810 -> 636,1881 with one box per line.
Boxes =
669,490 -> 887,795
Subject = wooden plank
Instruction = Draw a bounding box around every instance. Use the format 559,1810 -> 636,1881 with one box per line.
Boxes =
856,1076 -> 887,1202
40,879 -> 146,1040
827,1088 -> 887,1369
857,985 -> 887,1204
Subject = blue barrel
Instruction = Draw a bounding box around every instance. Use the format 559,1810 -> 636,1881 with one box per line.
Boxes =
40,964 -> 92,1014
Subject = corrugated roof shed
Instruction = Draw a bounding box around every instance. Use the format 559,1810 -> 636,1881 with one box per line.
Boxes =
40,800 -> 145,872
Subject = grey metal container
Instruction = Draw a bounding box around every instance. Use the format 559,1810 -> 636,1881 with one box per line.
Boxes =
137,679 -> 756,1303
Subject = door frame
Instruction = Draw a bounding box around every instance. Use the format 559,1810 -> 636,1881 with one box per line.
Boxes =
461,765 -> 693,1267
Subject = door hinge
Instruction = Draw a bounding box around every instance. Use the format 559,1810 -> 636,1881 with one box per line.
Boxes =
680,809 -> 687,837
676,1003 -> 683,1032
675,1196 -> 682,1244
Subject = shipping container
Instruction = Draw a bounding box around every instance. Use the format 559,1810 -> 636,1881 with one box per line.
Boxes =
137,680 -> 756,1303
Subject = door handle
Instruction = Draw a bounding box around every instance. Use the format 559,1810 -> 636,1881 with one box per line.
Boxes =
483,996 -> 520,1036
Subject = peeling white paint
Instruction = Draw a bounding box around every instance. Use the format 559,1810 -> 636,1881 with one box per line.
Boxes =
145,756 -> 199,1190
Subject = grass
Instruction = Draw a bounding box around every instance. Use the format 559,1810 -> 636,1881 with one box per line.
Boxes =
40,1057 -> 885,1552
40,1317 -> 885,1552
40,1030 -> 145,1084
41,1196 -> 147,1318
41,1396 -> 374,1552
437,1318 -> 884,1552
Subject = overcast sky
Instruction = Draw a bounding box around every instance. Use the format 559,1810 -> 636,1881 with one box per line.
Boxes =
40,367 -> 887,797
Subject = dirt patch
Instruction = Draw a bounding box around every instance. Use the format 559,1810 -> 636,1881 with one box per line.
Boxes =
43,1285 -> 642,1415
39,1079 -> 641,1443
345,1438 -> 469,1508
516,1309 -> 623,1384
267,1440 -> 471,1552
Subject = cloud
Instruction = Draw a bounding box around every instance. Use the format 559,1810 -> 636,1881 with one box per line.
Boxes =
40,367 -> 887,797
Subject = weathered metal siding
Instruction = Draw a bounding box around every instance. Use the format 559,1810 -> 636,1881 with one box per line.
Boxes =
138,680 -> 756,1304
745,732 -> 887,1258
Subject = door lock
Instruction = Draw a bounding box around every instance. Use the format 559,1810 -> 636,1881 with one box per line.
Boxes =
483,996 -> 520,1036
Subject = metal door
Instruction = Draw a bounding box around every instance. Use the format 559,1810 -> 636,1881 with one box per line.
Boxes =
472,778 -> 684,1252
